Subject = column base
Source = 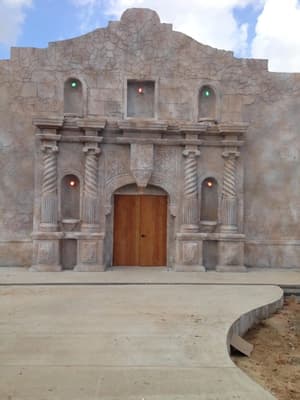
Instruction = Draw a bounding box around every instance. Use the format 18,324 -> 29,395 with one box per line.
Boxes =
216,265 -> 247,272
173,264 -> 206,272
29,264 -> 62,272
74,264 -> 105,272
181,224 -> 199,233
217,238 -> 245,273
175,234 -> 204,271
220,225 -> 238,233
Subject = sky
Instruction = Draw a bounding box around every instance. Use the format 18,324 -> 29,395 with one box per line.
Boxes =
0,0 -> 300,72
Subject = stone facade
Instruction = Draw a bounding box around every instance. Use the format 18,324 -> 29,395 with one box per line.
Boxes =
0,8 -> 300,271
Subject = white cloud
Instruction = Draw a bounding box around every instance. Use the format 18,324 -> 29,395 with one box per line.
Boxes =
0,0 -> 32,46
72,0 -> 262,56
72,0 -> 300,72
252,0 -> 300,72
71,0 -> 103,33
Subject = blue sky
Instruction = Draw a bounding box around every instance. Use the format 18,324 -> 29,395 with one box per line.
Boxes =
1,0 -> 300,72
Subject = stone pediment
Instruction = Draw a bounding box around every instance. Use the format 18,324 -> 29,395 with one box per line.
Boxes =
8,8 -> 268,76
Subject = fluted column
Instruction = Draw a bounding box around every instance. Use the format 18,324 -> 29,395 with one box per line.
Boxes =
220,150 -> 239,232
181,147 -> 200,232
40,144 -> 59,231
82,145 -> 101,231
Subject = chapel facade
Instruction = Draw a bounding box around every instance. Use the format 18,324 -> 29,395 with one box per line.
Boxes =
1,8 -> 300,271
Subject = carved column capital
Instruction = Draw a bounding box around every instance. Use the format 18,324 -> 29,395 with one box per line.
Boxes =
222,150 -> 240,159
182,147 -> 201,158
41,144 -> 59,154
83,145 -> 101,155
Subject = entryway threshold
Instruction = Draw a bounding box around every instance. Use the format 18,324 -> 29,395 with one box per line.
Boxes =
0,267 -> 300,287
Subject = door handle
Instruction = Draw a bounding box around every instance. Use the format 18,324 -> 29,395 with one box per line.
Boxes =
141,234 -> 146,238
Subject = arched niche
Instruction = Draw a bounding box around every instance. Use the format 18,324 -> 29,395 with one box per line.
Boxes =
112,183 -> 168,267
61,174 -> 80,220
198,85 -> 216,121
104,181 -> 174,268
104,174 -> 177,216
200,177 -> 218,222
64,78 -> 83,115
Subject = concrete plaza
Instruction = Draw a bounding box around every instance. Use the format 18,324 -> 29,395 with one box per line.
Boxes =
0,268 -> 290,399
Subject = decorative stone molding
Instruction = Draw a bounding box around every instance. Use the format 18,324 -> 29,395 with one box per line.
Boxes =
130,143 -> 154,187
181,146 -> 200,232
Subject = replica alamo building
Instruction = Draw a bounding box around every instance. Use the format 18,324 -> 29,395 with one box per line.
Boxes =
0,8 -> 300,272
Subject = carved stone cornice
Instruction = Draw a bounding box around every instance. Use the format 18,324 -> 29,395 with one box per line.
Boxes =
37,133 -> 61,142
180,123 -> 209,134
77,118 -> 107,131
218,123 -> 248,135
118,119 -> 168,134
33,117 -> 64,129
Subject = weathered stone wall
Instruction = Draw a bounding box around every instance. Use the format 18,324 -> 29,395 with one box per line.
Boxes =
0,8 -> 299,268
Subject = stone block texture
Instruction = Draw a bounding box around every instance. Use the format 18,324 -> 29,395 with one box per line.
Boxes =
0,8 -> 299,270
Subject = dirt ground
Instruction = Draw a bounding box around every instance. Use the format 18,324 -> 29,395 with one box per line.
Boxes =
232,296 -> 300,400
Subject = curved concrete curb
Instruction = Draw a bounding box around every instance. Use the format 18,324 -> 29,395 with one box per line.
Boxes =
227,286 -> 284,352
226,286 -> 284,399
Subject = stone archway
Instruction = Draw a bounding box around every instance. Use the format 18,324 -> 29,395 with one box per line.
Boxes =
111,184 -> 168,267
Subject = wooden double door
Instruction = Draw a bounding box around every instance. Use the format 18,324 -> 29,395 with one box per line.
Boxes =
113,194 -> 167,266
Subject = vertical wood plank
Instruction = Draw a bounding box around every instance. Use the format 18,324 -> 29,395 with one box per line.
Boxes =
113,195 -> 140,266
139,195 -> 167,266
113,194 -> 167,266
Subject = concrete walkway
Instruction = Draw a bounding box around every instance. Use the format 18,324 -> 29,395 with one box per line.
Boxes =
0,280 -> 283,399
0,267 -> 300,286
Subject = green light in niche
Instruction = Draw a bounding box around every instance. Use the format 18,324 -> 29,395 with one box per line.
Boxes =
204,89 -> 211,97
71,81 -> 78,88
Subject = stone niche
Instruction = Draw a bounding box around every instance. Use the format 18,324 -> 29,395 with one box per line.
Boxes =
127,80 -> 155,118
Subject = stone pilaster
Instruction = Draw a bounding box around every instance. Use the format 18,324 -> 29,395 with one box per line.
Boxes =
220,150 -> 239,233
75,141 -> 104,271
217,149 -> 246,272
40,144 -> 59,230
81,145 -> 101,231
175,145 -> 205,271
31,137 -> 62,271
181,147 -> 200,232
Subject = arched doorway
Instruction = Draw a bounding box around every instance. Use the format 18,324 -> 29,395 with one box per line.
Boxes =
113,185 -> 167,266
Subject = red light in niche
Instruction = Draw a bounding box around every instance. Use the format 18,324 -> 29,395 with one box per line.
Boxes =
137,87 -> 144,94
207,181 -> 213,188
69,179 -> 76,187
